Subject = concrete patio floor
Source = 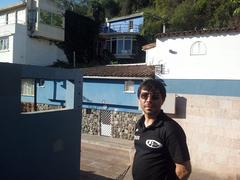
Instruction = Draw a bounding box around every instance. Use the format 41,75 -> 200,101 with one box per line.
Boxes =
80,134 -> 134,180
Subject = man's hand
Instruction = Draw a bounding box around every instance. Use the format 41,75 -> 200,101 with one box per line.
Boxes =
175,161 -> 191,180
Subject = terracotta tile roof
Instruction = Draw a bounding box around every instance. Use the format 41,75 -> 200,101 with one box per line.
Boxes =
81,64 -> 155,78
155,27 -> 240,39
142,43 -> 156,51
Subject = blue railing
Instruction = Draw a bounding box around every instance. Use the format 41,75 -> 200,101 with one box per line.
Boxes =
100,24 -> 141,33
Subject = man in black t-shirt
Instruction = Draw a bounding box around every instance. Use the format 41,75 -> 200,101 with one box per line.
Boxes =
132,79 -> 191,180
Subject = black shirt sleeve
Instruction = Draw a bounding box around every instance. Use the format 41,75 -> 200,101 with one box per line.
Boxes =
165,121 -> 190,164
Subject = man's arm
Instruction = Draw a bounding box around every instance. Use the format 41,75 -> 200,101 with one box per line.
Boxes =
175,160 -> 191,180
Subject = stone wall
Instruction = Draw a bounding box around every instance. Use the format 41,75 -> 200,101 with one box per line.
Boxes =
82,108 -> 141,140
111,111 -> 140,140
21,102 -> 63,112
82,109 -> 101,135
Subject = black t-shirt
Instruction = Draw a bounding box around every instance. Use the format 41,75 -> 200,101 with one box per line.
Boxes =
132,111 -> 190,180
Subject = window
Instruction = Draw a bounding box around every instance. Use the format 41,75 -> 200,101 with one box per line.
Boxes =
0,37 -> 9,51
21,79 -> 35,96
39,9 -> 63,28
0,14 -> 6,25
124,80 -> 134,93
124,36 -> 132,54
190,41 -> 207,55
107,37 -> 133,55
129,20 -> 133,31
117,38 -> 123,54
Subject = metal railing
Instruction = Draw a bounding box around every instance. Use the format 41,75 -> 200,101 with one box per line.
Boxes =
100,24 -> 141,33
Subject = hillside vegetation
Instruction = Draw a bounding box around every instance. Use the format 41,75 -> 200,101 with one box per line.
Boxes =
56,0 -> 239,41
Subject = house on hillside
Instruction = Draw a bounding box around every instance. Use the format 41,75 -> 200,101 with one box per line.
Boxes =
99,12 -> 146,64
0,0 -> 67,66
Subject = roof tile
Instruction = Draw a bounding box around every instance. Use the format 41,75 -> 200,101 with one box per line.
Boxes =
81,64 -> 155,78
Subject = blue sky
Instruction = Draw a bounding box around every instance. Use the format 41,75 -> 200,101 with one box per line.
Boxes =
0,0 -> 21,8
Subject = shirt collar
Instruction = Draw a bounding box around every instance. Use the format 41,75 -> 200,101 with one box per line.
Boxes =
138,110 -> 165,130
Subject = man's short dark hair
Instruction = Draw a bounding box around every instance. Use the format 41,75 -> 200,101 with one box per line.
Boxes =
137,79 -> 166,102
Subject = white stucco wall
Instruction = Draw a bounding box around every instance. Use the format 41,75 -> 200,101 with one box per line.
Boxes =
17,8 -> 26,24
146,32 -> 240,80
25,37 -> 67,66
12,23 -> 67,66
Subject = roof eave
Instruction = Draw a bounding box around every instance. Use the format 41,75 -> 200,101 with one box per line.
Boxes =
0,2 -> 26,13
83,76 -> 153,80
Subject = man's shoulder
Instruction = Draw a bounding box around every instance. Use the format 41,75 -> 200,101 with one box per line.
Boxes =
160,113 -> 185,134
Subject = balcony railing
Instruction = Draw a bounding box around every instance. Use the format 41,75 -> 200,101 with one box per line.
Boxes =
100,24 -> 141,33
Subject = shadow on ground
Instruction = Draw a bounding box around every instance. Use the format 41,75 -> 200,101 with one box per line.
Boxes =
80,170 -> 114,180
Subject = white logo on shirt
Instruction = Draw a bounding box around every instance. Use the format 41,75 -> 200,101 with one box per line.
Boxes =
146,139 -> 162,148
134,135 -> 140,140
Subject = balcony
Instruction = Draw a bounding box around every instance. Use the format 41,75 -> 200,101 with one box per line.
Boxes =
100,24 -> 141,34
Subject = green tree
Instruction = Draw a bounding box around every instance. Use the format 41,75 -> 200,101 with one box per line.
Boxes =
231,0 -> 240,15
101,0 -> 120,18
54,0 -> 87,14
170,0 -> 197,31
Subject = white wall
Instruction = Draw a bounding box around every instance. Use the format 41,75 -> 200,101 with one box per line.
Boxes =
12,23 -> 67,66
12,24 -> 27,64
25,37 -> 67,66
17,8 -> 26,24
146,32 -> 240,80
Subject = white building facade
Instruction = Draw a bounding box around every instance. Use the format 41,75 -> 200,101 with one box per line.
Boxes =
145,28 -> 240,80
0,0 -> 67,66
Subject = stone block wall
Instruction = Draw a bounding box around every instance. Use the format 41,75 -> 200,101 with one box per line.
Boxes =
111,111 -> 140,140
82,109 -> 101,135
173,94 -> 240,180
82,108 -> 140,140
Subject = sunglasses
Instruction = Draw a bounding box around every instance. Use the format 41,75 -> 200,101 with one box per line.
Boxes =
140,92 -> 161,100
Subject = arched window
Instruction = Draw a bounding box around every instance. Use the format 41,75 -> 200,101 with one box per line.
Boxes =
190,41 -> 207,55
